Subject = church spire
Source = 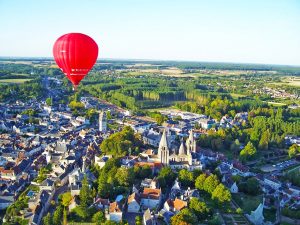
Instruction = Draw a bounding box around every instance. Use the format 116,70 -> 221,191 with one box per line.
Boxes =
178,139 -> 186,155
159,129 -> 168,150
186,129 -> 197,153
158,129 -> 169,166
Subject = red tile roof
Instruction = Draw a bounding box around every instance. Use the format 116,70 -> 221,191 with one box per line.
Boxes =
141,188 -> 161,200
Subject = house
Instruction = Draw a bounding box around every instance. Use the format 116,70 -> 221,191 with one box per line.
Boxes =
0,194 -> 14,209
141,178 -> 159,189
70,184 -> 81,196
120,156 -> 137,168
164,198 -> 187,213
264,176 -> 282,190
127,192 -> 141,213
140,188 -> 162,210
222,174 -> 239,193
183,188 -> 200,200
170,179 -> 183,198
142,129 -> 161,147
289,185 -> 300,196
107,201 -> 123,222
38,178 -> 56,192
230,182 -> 239,193
69,196 -> 79,211
198,117 -> 216,129
94,155 -> 112,168
143,208 -> 156,225
94,198 -> 110,210
220,115 -> 233,128
29,190 -> 52,225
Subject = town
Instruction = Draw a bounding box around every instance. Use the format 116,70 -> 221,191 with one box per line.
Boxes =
0,60 -> 300,225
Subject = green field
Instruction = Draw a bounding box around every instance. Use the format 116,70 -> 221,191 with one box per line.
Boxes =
232,193 -> 263,214
0,78 -> 32,83
266,101 -> 287,106
271,77 -> 300,87
231,93 -> 247,99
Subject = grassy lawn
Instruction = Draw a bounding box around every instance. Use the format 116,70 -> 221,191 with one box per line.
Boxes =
267,101 -> 287,106
11,73 -> 31,76
264,208 -> 276,223
0,78 -> 32,83
232,193 -> 263,214
230,93 -> 247,99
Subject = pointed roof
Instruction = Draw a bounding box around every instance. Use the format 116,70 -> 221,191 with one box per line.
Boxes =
132,185 -> 139,194
248,203 -> 264,224
159,129 -> 168,150
171,179 -> 181,190
166,198 -> 187,211
109,201 -> 122,213
128,192 -> 140,204
178,140 -> 186,155
143,208 -> 152,224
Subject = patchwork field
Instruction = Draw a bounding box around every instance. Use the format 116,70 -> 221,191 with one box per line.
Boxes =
0,78 -> 32,83
271,77 -> 300,87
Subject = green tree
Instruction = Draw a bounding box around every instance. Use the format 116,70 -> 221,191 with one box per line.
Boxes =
43,213 -> 52,225
236,207 -> 243,214
100,126 -> 142,156
92,211 -> 105,225
288,144 -> 300,158
53,206 -> 63,225
245,177 -> 260,195
116,167 -> 134,186
178,169 -> 194,187
189,198 -> 210,221
211,184 -> 231,203
195,174 -> 207,191
240,141 -> 257,161
230,139 -> 240,154
135,216 -> 143,225
258,130 -> 270,150
101,221 -> 119,225
46,97 -> 52,106
61,192 -> 72,208
171,208 -> 197,225
157,166 -> 176,188
204,174 -> 219,194
80,176 -> 92,209
86,108 -> 98,122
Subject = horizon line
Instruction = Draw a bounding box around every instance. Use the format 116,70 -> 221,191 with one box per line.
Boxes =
0,56 -> 299,67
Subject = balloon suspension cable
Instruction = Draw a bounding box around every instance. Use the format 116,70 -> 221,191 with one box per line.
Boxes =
73,85 -> 78,92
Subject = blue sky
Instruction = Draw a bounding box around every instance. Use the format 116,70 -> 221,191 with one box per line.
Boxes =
0,0 -> 299,65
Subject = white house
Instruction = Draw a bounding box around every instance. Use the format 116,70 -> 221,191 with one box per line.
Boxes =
140,188 -> 162,210
164,198 -> 187,214
107,201 -> 123,222
230,182 -> 239,193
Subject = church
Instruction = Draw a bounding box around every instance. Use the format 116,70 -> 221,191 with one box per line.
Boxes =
156,129 -> 203,171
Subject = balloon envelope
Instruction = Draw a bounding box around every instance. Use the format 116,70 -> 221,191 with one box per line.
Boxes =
53,33 -> 98,87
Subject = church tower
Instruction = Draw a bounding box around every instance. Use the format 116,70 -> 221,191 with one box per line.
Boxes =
99,111 -> 107,132
158,129 -> 169,166
186,130 -> 196,153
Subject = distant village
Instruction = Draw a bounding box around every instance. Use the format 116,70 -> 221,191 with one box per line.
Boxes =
0,76 -> 300,225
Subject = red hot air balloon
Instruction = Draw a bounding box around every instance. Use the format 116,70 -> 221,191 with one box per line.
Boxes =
53,33 -> 98,90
